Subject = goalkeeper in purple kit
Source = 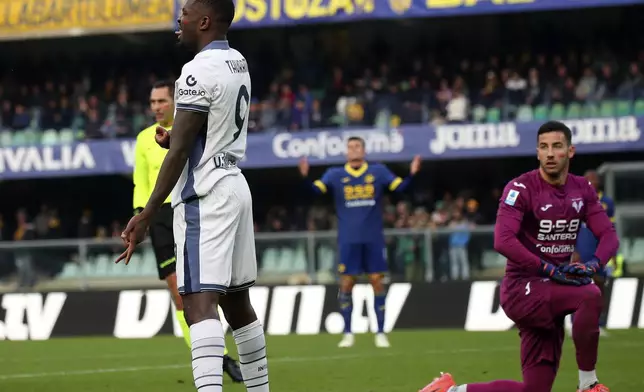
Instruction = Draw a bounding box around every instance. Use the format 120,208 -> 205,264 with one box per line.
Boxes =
299,136 -> 420,348
420,121 -> 618,392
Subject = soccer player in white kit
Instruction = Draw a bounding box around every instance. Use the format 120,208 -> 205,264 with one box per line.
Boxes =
117,1 -> 269,391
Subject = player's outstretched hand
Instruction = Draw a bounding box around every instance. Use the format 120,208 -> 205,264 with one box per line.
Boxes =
155,126 -> 170,149
410,155 -> 421,175
298,157 -> 309,177
540,260 -> 591,286
116,213 -> 151,265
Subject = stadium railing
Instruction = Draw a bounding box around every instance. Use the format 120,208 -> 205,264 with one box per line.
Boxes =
0,223 -> 642,291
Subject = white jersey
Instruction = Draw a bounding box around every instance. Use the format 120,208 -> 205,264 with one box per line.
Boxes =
171,40 -> 251,207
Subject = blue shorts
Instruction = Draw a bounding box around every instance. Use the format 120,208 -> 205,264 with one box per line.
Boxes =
338,242 -> 387,275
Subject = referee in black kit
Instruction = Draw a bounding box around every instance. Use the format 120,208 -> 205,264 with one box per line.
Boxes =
132,80 -> 242,382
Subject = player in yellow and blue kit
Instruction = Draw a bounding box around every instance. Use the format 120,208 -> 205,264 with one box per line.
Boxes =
572,169 -> 618,337
299,136 -> 421,348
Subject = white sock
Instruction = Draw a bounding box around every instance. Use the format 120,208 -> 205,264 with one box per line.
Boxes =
191,319 -> 225,391
233,319 -> 269,392
579,370 -> 598,390
448,386 -> 467,392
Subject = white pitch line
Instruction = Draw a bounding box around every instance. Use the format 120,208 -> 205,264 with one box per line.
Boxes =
0,340 -> 641,381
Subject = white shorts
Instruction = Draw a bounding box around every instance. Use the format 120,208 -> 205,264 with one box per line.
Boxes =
174,173 -> 257,295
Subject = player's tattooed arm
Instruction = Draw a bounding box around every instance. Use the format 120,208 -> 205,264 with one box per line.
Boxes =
143,109 -> 207,215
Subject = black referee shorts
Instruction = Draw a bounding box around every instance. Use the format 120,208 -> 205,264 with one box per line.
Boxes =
149,203 -> 176,280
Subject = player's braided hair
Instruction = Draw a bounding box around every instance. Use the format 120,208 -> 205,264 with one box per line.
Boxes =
195,0 -> 235,28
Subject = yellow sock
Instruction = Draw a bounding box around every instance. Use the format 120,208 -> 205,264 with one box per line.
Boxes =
176,310 -> 191,349
176,310 -> 229,355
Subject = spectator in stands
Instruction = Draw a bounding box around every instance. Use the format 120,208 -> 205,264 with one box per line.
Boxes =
11,104 -> 30,130
505,70 -> 527,107
34,204 -> 51,238
479,72 -> 502,107
446,87 -> 468,124
576,67 -> 598,103
14,209 -> 37,290
618,62 -> 644,100
596,64 -> 618,100
77,209 -> 94,238
448,209 -> 471,280
525,68 -> 545,106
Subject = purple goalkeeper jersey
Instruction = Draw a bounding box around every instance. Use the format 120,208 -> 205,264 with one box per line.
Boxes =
495,169 -> 619,279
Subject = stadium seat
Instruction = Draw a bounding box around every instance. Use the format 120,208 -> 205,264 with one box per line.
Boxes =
278,247 -> 295,272
139,254 -> 158,277
481,250 -> 505,268
533,105 -> 548,121
0,132 -> 12,147
599,100 -> 616,117
24,129 -> 40,145
565,102 -> 582,119
629,238 -> 644,263
92,255 -> 112,277
549,103 -> 565,119
471,105 -> 486,123
292,245 -> 307,272
616,100 -> 632,117
261,248 -> 279,273
41,129 -> 60,145
11,131 -> 28,146
581,103 -> 599,118
633,99 -> 644,116
620,238 -> 632,261
59,262 -> 80,279
316,245 -> 335,273
485,107 -> 501,123
515,105 -> 533,122
59,129 -> 76,144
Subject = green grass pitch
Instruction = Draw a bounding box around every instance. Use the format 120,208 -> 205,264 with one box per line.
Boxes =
1,329 -> 642,391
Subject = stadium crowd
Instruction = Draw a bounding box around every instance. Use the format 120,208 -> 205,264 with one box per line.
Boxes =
2,50 -> 644,139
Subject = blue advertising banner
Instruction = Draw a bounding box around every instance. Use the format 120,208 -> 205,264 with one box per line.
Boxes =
0,116 -> 642,180
224,0 -> 644,29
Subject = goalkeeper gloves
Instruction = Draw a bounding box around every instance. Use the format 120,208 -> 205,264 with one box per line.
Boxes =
558,257 -> 601,277
540,260 -> 591,286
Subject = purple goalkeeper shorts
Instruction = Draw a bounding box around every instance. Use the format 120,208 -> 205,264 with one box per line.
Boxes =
500,277 -> 601,370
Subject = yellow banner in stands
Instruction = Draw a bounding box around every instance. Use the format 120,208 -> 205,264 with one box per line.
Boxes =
0,0 -> 175,40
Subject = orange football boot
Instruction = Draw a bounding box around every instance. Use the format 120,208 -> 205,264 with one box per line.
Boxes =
419,372 -> 456,392
577,383 -> 609,392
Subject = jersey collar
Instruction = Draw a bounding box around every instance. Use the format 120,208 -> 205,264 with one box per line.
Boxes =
201,40 -> 230,52
344,162 -> 368,178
